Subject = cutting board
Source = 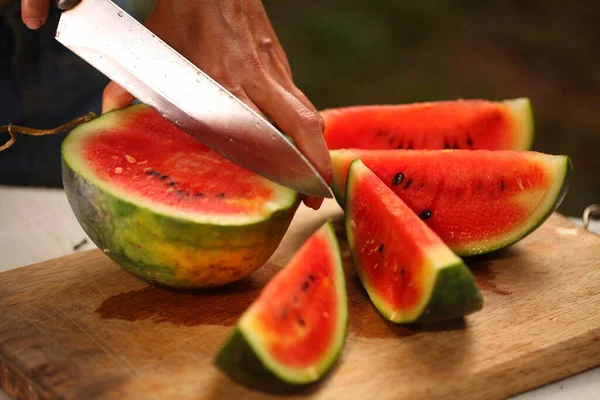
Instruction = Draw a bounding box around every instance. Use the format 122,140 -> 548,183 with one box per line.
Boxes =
1,200 -> 600,400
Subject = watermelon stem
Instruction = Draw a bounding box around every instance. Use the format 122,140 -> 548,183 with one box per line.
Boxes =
0,112 -> 96,152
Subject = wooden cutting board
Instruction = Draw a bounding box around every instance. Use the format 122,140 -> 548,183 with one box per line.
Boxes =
1,200 -> 600,400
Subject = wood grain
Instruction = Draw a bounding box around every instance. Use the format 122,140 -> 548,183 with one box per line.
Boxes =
1,200 -> 600,400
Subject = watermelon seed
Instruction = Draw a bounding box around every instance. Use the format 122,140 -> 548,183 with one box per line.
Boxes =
293,294 -> 298,303
400,266 -> 405,276
125,154 -> 136,164
419,209 -> 432,220
195,192 -> 204,197
500,180 -> 505,191
453,143 -> 460,149
392,172 -> 404,186
146,170 -> 160,176
467,137 -> 474,147
308,274 -> 316,282
403,179 -> 413,190
407,141 -> 413,150
301,280 -> 310,292
218,193 -> 226,198
378,244 -> 384,253
298,317 -> 305,327
444,140 -> 450,149
176,190 -> 186,196
160,175 -> 169,180
397,143 -> 403,149
476,183 -> 483,192
169,182 -> 177,186
114,167 -> 123,174
138,160 -> 148,165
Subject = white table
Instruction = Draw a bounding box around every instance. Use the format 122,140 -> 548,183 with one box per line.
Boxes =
1,185 -> 599,399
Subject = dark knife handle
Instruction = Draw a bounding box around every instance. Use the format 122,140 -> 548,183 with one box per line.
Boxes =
53,0 -> 82,11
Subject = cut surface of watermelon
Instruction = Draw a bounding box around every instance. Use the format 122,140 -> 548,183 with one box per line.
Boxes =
322,98 -> 533,151
345,160 -> 483,323
216,221 -> 347,386
332,149 -> 571,255
62,105 -> 298,288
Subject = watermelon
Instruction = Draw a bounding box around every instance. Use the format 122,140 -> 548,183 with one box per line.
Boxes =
345,160 -> 483,323
61,104 -> 299,288
216,221 -> 347,388
331,150 -> 572,256
322,98 -> 533,151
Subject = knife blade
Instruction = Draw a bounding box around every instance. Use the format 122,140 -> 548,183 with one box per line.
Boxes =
54,0 -> 333,198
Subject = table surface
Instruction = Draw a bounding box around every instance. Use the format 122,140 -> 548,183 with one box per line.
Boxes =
1,185 -> 599,399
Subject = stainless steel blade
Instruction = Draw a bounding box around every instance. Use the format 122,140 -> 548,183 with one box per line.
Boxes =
55,0 -> 332,198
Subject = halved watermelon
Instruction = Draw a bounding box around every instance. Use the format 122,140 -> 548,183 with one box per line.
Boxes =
216,221 -> 347,388
322,98 -> 533,151
345,160 -> 483,324
332,150 -> 572,255
61,104 -> 299,288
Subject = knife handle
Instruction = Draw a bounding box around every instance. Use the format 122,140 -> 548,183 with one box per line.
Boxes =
53,0 -> 82,11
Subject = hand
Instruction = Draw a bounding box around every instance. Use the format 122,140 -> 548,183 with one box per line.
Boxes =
102,0 -> 333,210
20,0 -> 50,29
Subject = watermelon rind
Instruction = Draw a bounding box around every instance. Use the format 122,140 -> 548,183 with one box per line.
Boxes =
331,150 -> 573,256
503,97 -> 534,151
215,221 -> 348,387
61,105 -> 299,288
345,160 -> 484,324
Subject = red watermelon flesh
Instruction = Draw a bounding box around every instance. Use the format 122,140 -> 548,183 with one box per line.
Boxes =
75,107 -> 290,221
322,98 -> 533,151
216,221 -> 347,385
332,149 -> 572,255
345,160 -> 483,323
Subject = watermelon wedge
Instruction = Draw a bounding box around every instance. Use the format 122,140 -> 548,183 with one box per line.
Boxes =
332,150 -> 572,256
216,221 -> 347,388
345,160 -> 483,324
322,98 -> 533,151
61,104 -> 299,288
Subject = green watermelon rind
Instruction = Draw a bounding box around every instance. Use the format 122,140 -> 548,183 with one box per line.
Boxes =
331,151 -> 573,256
503,97 -> 535,151
344,160 -> 483,324
61,105 -> 299,288
215,221 -> 348,387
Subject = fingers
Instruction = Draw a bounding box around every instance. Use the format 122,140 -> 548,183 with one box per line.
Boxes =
21,0 -> 49,30
245,79 -> 333,210
102,81 -> 135,114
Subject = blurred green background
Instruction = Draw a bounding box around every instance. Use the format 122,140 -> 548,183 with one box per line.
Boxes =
261,0 -> 600,217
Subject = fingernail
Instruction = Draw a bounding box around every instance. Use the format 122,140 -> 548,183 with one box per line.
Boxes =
24,18 -> 44,30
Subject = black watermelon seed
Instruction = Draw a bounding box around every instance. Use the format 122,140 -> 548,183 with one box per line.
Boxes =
453,143 -> 460,149
397,143 -> 404,149
419,209 -> 432,220
176,190 -> 186,196
444,140 -> 450,149
403,179 -> 413,190
160,175 -> 169,180
195,192 -> 204,197
308,274 -> 316,282
298,317 -> 306,327
467,137 -> 474,147
392,172 -> 404,186
146,170 -> 160,176
400,266 -> 405,276
500,180 -> 505,191
301,280 -> 310,292
379,244 -> 384,253
218,193 -> 226,198
476,183 -> 483,192
169,181 -> 177,186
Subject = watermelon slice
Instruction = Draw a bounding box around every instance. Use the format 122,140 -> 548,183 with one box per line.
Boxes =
61,104 -> 299,288
332,150 -> 572,256
322,98 -> 533,151
216,221 -> 347,388
345,160 -> 483,324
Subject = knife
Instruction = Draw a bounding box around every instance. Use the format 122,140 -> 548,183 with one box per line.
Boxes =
53,0 -> 333,198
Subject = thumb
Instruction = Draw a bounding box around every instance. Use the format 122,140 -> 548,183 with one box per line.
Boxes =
102,81 -> 136,114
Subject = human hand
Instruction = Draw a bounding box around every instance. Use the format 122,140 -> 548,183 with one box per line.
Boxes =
102,0 -> 333,210
20,0 -> 50,29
